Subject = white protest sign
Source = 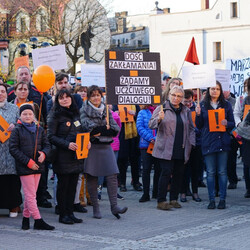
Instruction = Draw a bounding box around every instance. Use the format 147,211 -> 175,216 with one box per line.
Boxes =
182,64 -> 216,89
32,44 -> 67,71
81,64 -> 105,87
215,69 -> 230,91
226,58 -> 250,96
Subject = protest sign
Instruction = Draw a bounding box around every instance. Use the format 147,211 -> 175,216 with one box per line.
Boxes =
0,115 -> 11,143
14,56 -> 29,71
182,64 -> 216,90
118,105 -> 134,122
243,105 -> 250,120
81,64 -> 105,87
76,133 -> 90,159
147,143 -> 154,155
191,111 -> 196,128
32,44 -> 67,71
215,69 -> 230,91
105,50 -> 162,105
208,109 -> 226,132
226,58 -> 250,97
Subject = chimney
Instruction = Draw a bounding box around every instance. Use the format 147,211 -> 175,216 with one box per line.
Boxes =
201,0 -> 209,10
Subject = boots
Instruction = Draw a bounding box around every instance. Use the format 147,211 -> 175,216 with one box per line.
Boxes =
22,217 -> 30,230
34,218 -> 55,230
106,174 -> 128,219
86,174 -> 101,219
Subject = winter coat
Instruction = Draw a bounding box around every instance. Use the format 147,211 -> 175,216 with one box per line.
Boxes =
0,102 -> 19,175
149,101 -> 196,163
110,110 -> 121,151
9,121 -> 50,176
47,107 -> 84,174
195,100 -> 235,156
136,109 -> 156,149
80,101 -> 120,143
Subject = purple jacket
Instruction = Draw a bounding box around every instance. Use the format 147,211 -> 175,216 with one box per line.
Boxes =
111,111 -> 121,151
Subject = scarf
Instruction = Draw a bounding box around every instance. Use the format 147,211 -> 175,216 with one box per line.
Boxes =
124,105 -> 137,140
21,120 -> 37,133
148,105 -> 155,114
88,101 -> 105,114
0,100 -> 6,108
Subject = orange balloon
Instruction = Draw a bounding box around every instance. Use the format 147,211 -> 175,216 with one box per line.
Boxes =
32,65 -> 55,93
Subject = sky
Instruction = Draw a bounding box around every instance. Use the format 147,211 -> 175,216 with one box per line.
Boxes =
110,0 -> 217,16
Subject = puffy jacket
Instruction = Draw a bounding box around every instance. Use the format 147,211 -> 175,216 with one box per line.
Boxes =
9,121 -> 50,176
195,100 -> 235,156
110,111 -> 121,151
47,107 -> 84,174
136,109 -> 156,149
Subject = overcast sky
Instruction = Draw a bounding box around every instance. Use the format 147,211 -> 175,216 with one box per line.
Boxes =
109,0 -> 217,16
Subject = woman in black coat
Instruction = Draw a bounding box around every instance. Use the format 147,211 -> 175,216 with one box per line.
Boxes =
47,89 -> 86,225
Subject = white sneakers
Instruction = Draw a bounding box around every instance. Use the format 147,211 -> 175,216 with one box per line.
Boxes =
9,212 -> 18,218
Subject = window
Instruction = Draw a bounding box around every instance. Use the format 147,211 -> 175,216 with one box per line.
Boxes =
213,42 -> 222,61
21,17 -> 26,32
231,2 -> 238,18
40,15 -> 46,32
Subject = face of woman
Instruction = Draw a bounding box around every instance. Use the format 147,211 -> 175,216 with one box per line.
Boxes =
169,91 -> 183,108
89,90 -> 102,107
0,85 -> 7,103
170,80 -> 180,89
15,84 -> 29,101
58,94 -> 72,108
20,110 -> 34,124
209,84 -> 221,101
77,90 -> 87,99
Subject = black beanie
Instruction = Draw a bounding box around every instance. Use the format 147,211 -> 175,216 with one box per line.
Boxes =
19,103 -> 34,115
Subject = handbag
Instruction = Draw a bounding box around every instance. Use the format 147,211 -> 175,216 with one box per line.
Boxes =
235,111 -> 250,141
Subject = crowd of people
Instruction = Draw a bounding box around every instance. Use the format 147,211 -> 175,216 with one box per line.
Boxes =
0,66 -> 250,231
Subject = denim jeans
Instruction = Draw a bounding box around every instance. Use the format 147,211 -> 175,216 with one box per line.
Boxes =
204,151 -> 228,201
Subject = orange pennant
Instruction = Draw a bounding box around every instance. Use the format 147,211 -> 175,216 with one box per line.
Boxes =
208,109 -> 226,132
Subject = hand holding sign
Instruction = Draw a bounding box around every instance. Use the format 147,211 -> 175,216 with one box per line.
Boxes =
208,109 -> 226,132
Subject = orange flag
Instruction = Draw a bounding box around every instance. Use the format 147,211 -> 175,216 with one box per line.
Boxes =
185,37 -> 200,65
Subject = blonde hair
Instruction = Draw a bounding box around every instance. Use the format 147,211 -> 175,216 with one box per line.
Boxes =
169,85 -> 184,97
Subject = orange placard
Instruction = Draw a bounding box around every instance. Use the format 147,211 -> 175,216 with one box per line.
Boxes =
243,105 -> 250,119
231,129 -> 243,145
0,115 -> 11,143
147,143 -> 154,155
14,56 -> 29,72
16,101 -> 33,108
118,105 -> 134,123
208,109 -> 226,132
76,133 -> 90,159
191,111 -> 196,127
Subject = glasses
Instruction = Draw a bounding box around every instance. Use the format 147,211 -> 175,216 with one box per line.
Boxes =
170,93 -> 183,99
183,100 -> 193,104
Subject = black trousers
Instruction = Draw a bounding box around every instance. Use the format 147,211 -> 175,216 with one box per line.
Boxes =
57,173 -> 79,216
227,139 -> 239,185
36,161 -> 49,202
158,159 -> 185,203
181,146 -> 202,194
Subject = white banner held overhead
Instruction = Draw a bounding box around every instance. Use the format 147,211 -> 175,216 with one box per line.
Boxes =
182,64 -> 216,90
81,64 -> 105,87
32,44 -> 67,71
215,69 -> 230,91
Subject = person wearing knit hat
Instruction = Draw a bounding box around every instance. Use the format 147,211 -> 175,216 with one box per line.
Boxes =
9,103 -> 55,230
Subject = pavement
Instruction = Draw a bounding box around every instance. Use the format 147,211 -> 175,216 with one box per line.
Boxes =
1,161 -> 250,250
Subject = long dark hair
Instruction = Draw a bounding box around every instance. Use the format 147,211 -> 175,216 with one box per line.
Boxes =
54,89 -> 79,115
203,81 -> 226,108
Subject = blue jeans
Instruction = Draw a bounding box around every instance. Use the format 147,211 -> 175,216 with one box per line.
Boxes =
204,151 -> 228,201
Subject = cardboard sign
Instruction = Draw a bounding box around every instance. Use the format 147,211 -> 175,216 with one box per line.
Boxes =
182,64 -> 216,90
215,69 -> 230,91
191,111 -> 196,127
105,50 -> 162,105
0,115 -> 11,143
81,64 -> 105,87
208,109 -> 226,132
32,44 -> 67,71
147,142 -> 154,155
231,128 -> 243,145
76,133 -> 90,159
243,105 -> 250,120
14,56 -> 29,72
118,105 -> 134,123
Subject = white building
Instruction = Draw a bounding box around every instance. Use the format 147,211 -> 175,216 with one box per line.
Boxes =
149,0 -> 250,77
